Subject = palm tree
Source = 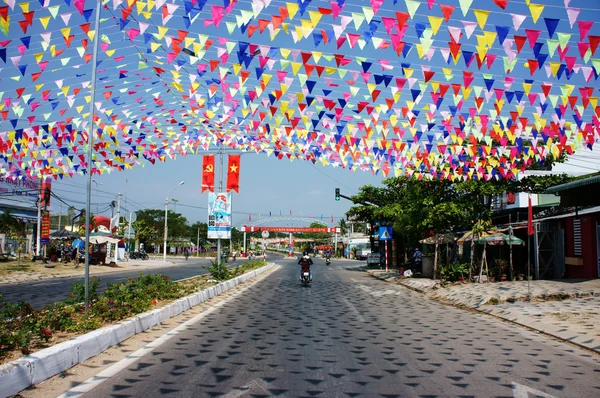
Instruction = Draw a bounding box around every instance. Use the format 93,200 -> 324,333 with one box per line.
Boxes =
338,219 -> 348,236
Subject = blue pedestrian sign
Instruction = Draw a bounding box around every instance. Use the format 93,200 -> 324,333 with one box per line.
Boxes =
379,226 -> 393,241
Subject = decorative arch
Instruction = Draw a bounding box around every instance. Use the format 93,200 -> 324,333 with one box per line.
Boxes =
238,216 -> 328,228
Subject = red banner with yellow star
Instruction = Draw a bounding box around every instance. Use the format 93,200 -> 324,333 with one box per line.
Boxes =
226,155 -> 241,193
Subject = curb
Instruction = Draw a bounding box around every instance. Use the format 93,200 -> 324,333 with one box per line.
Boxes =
0,263 -> 276,398
369,273 -> 600,356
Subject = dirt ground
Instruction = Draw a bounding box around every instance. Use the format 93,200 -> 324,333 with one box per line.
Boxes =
0,259 -> 124,277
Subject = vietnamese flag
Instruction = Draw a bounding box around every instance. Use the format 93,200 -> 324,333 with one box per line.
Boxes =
528,196 -> 534,235
226,154 -> 241,193
201,155 -> 215,193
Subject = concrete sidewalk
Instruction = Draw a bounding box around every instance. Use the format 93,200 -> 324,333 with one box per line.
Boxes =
368,270 -> 600,354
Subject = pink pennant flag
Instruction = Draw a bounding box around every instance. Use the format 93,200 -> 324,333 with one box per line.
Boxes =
370,0 -> 383,14
73,0 -> 85,15
461,21 -> 477,39
525,29 -> 541,48
427,0 -> 435,9
567,8 -> 580,28
510,14 -> 527,31
127,28 -> 140,40
577,21 -> 593,40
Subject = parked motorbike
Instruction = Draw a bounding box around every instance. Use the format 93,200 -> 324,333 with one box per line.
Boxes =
130,249 -> 149,260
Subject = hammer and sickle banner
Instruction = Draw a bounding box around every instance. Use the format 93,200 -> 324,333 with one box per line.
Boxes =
201,155 -> 215,193
227,155 -> 241,193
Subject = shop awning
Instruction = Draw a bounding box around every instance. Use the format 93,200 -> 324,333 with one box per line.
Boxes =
0,206 -> 38,220
545,175 -> 600,194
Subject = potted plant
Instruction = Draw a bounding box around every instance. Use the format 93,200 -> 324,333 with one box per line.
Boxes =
495,259 -> 508,281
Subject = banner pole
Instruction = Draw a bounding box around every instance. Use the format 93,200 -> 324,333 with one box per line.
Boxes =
84,0 -> 102,312
217,147 -> 223,266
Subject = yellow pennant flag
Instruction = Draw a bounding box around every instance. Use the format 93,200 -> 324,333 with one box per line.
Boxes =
528,3 -> 544,23
473,9 -> 490,29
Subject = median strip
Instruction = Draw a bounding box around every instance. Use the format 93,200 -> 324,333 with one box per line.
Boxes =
0,262 -> 277,398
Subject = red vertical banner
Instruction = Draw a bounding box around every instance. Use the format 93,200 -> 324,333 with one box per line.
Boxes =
528,196 -> 534,236
226,154 -> 240,193
201,155 -> 215,193
41,210 -> 50,245
41,178 -> 52,207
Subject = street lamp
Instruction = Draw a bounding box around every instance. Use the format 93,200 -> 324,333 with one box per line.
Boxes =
164,181 -> 185,261
92,179 -> 102,213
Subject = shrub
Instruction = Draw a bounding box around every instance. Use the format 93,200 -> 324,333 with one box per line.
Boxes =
65,277 -> 101,305
440,262 -> 468,282
204,260 -> 231,281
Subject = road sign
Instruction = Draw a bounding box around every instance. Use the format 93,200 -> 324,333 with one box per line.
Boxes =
379,226 -> 393,241
261,230 -> 270,239
367,253 -> 381,264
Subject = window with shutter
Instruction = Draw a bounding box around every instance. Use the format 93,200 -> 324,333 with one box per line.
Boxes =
573,219 -> 582,256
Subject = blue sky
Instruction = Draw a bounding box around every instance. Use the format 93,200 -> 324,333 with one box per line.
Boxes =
49,152 -> 385,227
1,0 -> 600,226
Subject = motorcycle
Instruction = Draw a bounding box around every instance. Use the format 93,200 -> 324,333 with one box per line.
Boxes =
301,269 -> 311,286
325,257 -> 331,266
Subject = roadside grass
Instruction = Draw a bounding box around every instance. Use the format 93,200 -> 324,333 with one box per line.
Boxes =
0,260 -> 266,364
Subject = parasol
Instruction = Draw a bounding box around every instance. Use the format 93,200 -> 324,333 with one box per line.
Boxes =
478,233 -> 524,246
50,230 -> 81,240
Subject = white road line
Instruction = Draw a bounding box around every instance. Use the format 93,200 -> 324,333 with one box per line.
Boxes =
512,382 -> 558,398
324,273 -> 331,280
56,266 -> 279,398
350,278 -> 359,283
342,297 -> 365,323
221,379 -> 272,398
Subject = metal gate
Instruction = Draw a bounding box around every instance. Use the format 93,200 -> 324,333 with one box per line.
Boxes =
534,221 -> 565,280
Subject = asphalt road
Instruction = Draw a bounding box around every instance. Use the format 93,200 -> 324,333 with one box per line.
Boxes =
0,256 -> 261,309
77,256 -> 600,397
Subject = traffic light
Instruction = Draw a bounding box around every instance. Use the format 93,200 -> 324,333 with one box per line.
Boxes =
335,188 -> 340,201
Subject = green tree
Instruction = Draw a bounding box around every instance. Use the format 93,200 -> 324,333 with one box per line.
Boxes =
346,174 -> 574,262
132,209 -> 190,247
0,210 -> 25,237
299,222 -> 332,243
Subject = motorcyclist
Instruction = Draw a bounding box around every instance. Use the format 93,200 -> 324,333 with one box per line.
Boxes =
298,251 -> 313,281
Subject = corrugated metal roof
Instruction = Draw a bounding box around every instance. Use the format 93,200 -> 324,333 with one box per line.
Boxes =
545,175 -> 600,194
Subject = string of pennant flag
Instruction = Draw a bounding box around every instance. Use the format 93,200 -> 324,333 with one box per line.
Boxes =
0,0 -> 598,182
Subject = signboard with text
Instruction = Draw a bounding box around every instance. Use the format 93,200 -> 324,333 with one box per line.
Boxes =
0,176 -> 40,207
41,211 -> 50,245
241,226 -> 340,233
208,192 -> 232,239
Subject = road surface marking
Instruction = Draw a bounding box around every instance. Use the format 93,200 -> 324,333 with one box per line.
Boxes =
343,297 -> 365,323
324,273 -> 331,280
350,278 -> 359,283
56,266 -> 279,398
512,382 -> 558,398
221,379 -> 272,398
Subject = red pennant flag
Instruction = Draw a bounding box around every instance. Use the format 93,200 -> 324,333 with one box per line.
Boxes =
528,196 -> 534,236
201,155 -> 215,193
226,154 -> 241,193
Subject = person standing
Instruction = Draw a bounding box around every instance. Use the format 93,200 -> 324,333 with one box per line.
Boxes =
412,247 -> 423,271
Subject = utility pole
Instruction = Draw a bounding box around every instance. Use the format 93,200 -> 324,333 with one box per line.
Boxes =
116,193 -> 121,262
197,227 -> 200,257
127,211 -> 132,256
